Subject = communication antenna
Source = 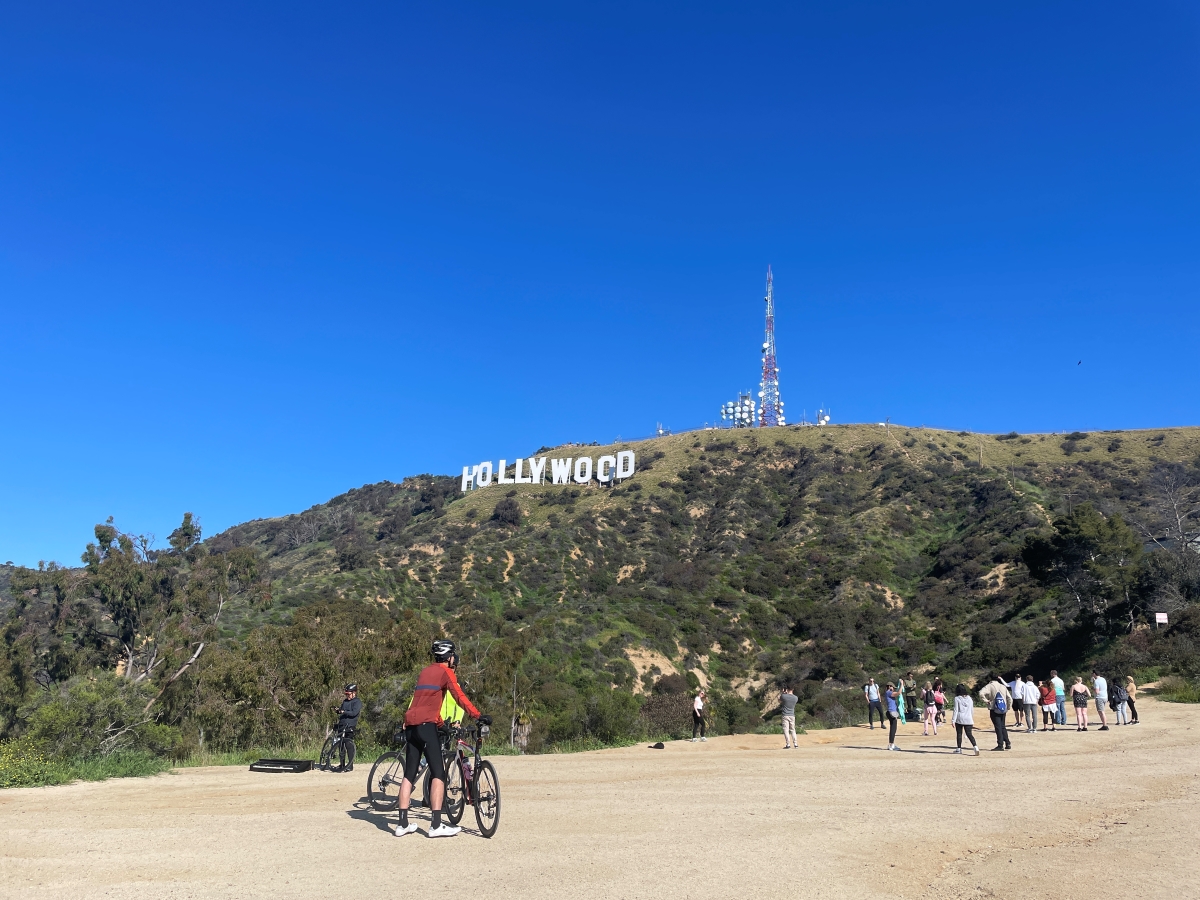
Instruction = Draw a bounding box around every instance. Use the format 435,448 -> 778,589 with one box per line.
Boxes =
758,267 -> 785,427
720,393 -> 757,428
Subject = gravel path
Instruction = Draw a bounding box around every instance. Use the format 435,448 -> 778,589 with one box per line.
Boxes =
0,697 -> 1194,900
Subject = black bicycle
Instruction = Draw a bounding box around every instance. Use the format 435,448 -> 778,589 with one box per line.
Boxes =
367,729 -> 427,811
319,728 -> 356,772
441,723 -> 501,838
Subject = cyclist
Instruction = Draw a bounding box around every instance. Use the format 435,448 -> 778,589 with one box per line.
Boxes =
395,640 -> 491,838
334,683 -> 362,772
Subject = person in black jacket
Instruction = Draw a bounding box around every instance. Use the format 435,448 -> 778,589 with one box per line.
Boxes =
335,684 -> 363,771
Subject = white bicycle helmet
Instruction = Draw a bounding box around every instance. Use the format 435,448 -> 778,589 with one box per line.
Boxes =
432,639 -> 456,663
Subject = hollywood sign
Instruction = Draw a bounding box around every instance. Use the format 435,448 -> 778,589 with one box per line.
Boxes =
462,451 -> 636,491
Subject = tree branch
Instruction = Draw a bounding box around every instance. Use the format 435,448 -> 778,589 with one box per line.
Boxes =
143,642 -> 205,714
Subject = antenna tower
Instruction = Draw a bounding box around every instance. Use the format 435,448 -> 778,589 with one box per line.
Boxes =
758,267 -> 785,427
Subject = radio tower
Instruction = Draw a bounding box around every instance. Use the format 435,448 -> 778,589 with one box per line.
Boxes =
758,267 -> 785,427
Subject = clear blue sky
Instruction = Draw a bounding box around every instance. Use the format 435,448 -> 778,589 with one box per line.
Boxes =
2,2 -> 1198,566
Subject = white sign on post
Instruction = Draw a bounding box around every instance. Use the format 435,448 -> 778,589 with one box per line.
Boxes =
461,451 -> 636,492
1155,612 -> 1169,625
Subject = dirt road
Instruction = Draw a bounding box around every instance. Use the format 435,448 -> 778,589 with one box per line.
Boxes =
1,698 -> 1195,900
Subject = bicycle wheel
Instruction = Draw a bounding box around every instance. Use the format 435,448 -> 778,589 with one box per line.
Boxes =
367,751 -> 404,811
444,756 -> 466,824
472,760 -> 500,838
319,736 -> 338,771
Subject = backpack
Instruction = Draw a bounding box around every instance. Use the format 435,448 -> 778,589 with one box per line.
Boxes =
933,690 -> 945,706
992,689 -> 1008,713
1113,685 -> 1128,703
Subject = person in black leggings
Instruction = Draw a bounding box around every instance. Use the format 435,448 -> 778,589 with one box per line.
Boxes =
884,682 -> 900,750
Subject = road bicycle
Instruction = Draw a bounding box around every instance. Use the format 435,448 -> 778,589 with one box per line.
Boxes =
442,722 -> 501,838
319,728 -> 356,772
367,729 -> 427,811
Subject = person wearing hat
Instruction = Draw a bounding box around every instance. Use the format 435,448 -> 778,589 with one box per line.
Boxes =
334,684 -> 363,771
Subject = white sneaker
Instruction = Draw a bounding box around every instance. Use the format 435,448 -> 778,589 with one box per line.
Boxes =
953,748 -> 962,754
700,737 -> 707,742
393,822 -> 419,837
973,747 -> 980,756
427,824 -> 461,838
691,738 -> 697,743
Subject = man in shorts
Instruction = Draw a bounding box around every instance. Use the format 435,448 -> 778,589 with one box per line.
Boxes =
1091,670 -> 1110,731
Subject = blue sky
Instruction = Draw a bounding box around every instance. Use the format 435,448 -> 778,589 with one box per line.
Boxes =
2,2 -> 1198,566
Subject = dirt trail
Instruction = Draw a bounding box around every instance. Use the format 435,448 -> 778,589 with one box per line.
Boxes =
0,699 -> 1195,900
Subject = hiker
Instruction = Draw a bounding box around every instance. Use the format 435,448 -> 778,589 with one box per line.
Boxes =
951,683 -> 979,755
1070,676 -> 1091,730
779,686 -> 800,749
1091,670 -> 1110,731
864,678 -> 885,730
1009,672 -> 1024,729
904,671 -> 919,718
1125,676 -> 1140,724
692,689 -> 708,742
884,682 -> 901,751
978,673 -> 1012,751
933,677 -> 948,725
1038,679 -> 1057,732
1112,678 -> 1130,726
921,681 -> 938,736
1022,676 -> 1040,733
1051,669 -> 1067,725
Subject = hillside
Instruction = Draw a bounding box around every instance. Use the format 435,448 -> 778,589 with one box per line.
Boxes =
3,423 -> 1199,756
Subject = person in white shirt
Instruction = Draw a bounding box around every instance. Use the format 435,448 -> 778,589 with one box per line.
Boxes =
951,683 -> 980,755
1091,670 -> 1110,731
863,678 -> 885,730
691,690 -> 707,742
1022,676 -> 1040,733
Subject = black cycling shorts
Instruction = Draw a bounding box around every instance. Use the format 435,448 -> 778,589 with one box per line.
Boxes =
403,722 -> 447,784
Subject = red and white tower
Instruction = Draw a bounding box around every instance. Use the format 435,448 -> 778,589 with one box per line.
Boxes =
758,267 -> 785,427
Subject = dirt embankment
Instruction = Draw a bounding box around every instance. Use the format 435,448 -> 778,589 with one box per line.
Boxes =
0,698 -> 1195,900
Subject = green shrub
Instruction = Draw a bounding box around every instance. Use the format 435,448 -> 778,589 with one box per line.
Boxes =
0,738 -> 61,787
1157,677 -> 1200,703
23,673 -> 180,758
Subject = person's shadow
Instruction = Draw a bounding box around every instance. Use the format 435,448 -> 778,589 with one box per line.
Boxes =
346,797 -> 485,838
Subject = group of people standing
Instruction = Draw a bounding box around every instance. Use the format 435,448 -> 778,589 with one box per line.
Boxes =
864,668 -> 1141,753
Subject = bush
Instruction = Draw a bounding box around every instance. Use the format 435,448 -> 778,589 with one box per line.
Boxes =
491,498 -> 521,527
1157,677 -> 1200,703
0,738 -> 59,787
652,673 -> 690,695
22,673 -> 180,758
640,693 -> 692,739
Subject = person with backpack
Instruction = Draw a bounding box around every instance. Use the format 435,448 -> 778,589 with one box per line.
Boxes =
1125,676 -> 1140,725
1112,679 -> 1130,726
933,677 -> 948,725
920,681 -> 938,736
978,674 -> 1012,751
951,683 -> 979,755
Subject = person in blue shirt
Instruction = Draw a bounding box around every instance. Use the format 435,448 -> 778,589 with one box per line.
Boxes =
884,682 -> 901,751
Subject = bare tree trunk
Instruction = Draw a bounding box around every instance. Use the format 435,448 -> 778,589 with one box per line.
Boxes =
143,642 -> 205,714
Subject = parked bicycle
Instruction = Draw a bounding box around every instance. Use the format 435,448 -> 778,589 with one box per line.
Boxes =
442,722 -> 501,838
367,729 -> 427,811
319,727 -> 356,772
